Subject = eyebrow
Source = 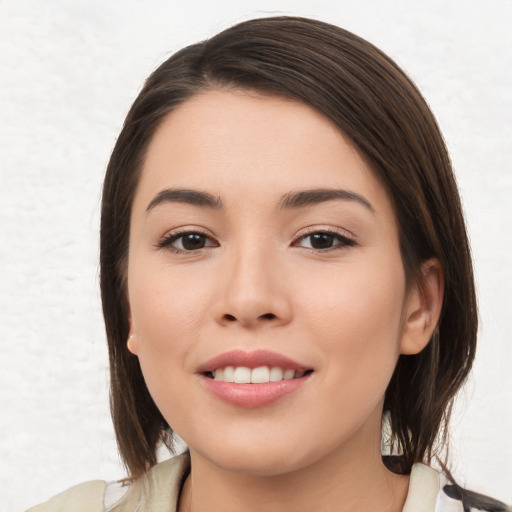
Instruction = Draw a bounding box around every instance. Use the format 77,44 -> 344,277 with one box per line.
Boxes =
146,188 -> 223,212
146,187 -> 373,214
277,188 -> 374,212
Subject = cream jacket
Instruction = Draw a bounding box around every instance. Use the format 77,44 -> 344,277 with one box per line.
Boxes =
27,454 -> 509,512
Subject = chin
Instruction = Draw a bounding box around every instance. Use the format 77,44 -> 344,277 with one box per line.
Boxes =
187,430 -> 330,478
209,448 -> 310,477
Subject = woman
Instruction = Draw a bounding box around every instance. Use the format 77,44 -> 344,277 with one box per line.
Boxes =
28,16 -> 509,512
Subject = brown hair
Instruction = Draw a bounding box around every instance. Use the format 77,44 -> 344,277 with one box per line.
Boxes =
100,16 -> 477,479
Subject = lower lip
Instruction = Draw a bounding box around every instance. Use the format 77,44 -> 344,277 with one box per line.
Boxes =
200,375 -> 310,408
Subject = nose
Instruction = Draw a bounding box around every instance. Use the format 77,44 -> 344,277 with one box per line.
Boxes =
213,244 -> 292,329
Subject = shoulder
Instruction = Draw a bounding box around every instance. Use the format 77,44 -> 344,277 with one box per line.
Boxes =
26,480 -> 107,512
436,473 -> 510,512
26,454 -> 190,512
403,464 -> 510,512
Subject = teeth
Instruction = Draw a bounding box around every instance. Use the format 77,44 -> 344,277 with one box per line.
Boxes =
223,366 -> 235,382
234,366 -> 251,384
283,369 -> 295,380
212,366 -> 307,383
269,367 -> 283,382
251,366 -> 270,383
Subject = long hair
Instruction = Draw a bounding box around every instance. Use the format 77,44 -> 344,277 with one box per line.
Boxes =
100,16 -> 477,479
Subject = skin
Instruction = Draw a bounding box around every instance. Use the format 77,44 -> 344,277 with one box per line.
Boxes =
127,89 -> 444,512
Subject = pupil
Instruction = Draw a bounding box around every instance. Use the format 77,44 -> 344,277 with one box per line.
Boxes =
182,234 -> 205,250
311,233 -> 334,249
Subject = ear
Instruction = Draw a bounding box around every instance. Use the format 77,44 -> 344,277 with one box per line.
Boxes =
400,258 -> 444,355
126,304 -> 139,356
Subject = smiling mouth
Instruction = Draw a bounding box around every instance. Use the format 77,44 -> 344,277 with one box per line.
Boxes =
204,366 -> 314,383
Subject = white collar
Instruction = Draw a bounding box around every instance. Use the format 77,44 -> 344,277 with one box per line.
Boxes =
402,463 -> 440,512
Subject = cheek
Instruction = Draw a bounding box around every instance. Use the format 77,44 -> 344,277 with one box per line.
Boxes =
127,259 -> 213,370
130,255 -> 210,326
127,266 -> 208,424
302,255 -> 406,381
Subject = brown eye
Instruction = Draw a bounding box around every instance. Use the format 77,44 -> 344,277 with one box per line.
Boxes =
309,233 -> 336,249
180,233 -> 207,250
159,231 -> 217,252
296,231 -> 355,251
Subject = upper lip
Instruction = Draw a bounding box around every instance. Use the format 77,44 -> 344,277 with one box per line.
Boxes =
197,350 -> 311,373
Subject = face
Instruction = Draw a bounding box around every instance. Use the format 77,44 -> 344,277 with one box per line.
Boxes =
127,89 -> 418,476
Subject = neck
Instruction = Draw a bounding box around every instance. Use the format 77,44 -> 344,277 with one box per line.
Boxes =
178,428 -> 409,512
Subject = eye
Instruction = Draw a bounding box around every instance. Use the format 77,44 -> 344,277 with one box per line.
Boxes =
158,231 -> 217,252
295,231 -> 355,251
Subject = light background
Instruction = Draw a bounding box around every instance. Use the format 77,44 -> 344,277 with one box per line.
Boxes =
1,1 -> 511,510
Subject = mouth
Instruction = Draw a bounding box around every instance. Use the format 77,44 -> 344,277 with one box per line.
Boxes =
204,366 -> 313,383
198,350 -> 314,408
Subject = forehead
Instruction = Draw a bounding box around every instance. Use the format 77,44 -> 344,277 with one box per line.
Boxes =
134,89 -> 392,214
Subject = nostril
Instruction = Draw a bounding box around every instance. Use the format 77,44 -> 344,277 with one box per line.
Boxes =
221,312 -> 277,323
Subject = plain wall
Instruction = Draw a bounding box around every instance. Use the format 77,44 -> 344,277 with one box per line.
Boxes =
1,1 -> 511,510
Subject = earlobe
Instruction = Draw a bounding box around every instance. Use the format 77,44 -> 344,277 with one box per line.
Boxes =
400,258 -> 444,355
127,334 -> 139,355
126,305 -> 139,355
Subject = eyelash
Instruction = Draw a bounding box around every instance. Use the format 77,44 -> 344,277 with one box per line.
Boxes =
156,228 -> 356,254
293,228 -> 356,252
156,229 -> 216,253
